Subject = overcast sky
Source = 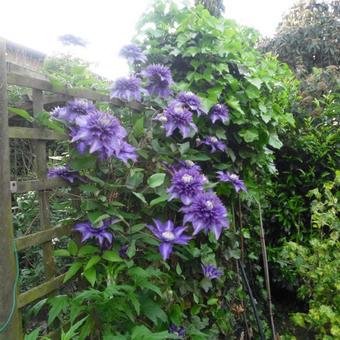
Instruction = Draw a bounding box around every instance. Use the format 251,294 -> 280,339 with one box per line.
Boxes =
1,0 -> 296,79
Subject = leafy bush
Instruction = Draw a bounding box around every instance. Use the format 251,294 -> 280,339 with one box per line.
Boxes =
280,173 -> 340,338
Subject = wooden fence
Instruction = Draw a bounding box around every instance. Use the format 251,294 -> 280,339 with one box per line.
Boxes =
0,38 -> 142,339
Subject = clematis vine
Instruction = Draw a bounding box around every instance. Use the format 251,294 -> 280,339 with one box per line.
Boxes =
110,76 -> 143,102
181,192 -> 229,240
199,136 -> 226,153
73,218 -> 117,248
160,101 -> 197,138
168,167 -> 206,205
47,165 -> 80,183
202,264 -> 223,279
217,171 -> 247,192
210,104 -> 229,123
147,219 -> 191,260
119,44 -> 147,64
142,64 -> 172,98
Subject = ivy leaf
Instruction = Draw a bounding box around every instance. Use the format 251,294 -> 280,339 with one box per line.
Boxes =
269,133 -> 283,149
239,128 -> 259,143
147,173 -> 166,188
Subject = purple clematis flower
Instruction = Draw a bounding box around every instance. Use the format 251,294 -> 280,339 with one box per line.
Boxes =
147,219 -> 191,261
217,171 -> 247,192
200,136 -> 226,153
115,141 -> 138,164
181,192 -> 229,240
210,104 -> 229,124
47,166 -> 79,183
110,76 -> 143,102
177,91 -> 203,114
202,264 -> 223,279
51,100 -> 95,124
168,167 -> 206,205
161,102 -> 198,138
70,110 -> 128,160
119,244 -> 129,259
119,44 -> 147,64
142,64 -> 172,98
169,324 -> 185,337
73,218 -> 117,248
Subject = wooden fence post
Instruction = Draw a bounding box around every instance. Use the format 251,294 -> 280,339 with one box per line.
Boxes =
0,38 -> 23,340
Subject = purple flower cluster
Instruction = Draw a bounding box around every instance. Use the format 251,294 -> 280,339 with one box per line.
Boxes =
210,104 -> 229,123
202,264 -> 223,279
110,76 -> 143,102
142,64 -> 173,98
51,99 -> 95,124
74,218 -> 117,248
198,136 -> 226,153
147,219 -> 191,260
168,167 -> 206,205
217,171 -> 247,192
177,91 -> 203,114
47,165 -> 79,183
159,102 -> 198,138
181,192 -> 229,240
119,44 -> 147,64
70,110 -> 137,163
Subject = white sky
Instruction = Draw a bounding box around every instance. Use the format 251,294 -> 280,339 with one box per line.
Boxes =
0,0 -> 296,79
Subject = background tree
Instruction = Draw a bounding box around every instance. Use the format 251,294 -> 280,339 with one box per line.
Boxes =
195,0 -> 225,17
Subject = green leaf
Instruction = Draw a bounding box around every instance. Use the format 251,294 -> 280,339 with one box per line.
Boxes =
132,192 -> 148,205
71,154 -> 96,170
84,255 -> 101,271
54,249 -> 70,257
150,194 -> 169,207
200,277 -> 212,292
48,295 -> 68,325
178,142 -> 190,155
83,267 -> 96,287
63,262 -> 83,283
67,240 -> 78,256
127,240 -> 136,258
207,298 -> 218,305
140,298 -> 167,325
268,133 -> 283,149
133,117 -> 144,138
24,328 -> 40,340
62,316 -> 88,340
131,223 -> 146,233
102,250 -> 123,262
78,245 -> 98,256
239,128 -> 259,143
147,173 -> 166,188
9,107 -> 33,122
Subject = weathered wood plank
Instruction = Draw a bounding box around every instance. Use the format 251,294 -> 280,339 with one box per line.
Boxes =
9,126 -> 67,141
32,89 -> 57,280
17,274 -> 65,308
15,224 -> 72,251
10,177 -> 69,193
0,38 -> 23,340
7,71 -> 110,102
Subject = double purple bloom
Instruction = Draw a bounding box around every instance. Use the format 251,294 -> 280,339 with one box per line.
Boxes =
181,192 -> 229,240
51,99 -> 95,124
177,91 -> 203,114
159,102 -> 197,138
202,264 -> 223,279
47,165 -> 79,183
110,76 -> 143,102
147,220 -> 191,261
217,171 -> 247,192
168,167 -> 206,205
199,136 -> 226,153
210,104 -> 229,124
74,218 -> 117,248
169,324 -> 185,337
119,44 -> 147,64
70,110 -> 136,163
142,64 -> 173,98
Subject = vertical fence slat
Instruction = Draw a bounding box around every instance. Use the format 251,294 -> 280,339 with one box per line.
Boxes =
0,38 -> 23,340
32,89 -> 57,279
